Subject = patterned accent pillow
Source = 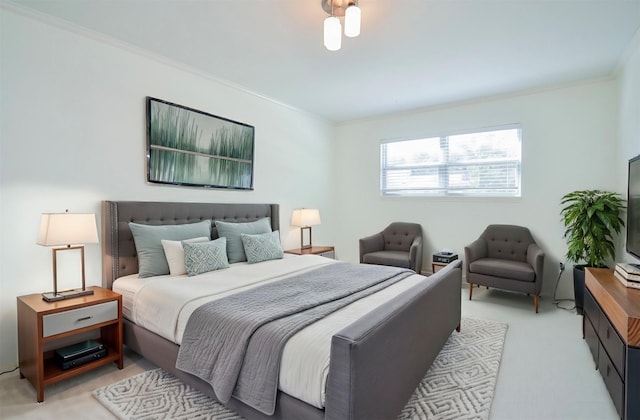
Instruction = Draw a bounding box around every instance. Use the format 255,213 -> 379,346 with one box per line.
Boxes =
183,237 -> 229,276
240,231 -> 284,264
161,237 -> 209,276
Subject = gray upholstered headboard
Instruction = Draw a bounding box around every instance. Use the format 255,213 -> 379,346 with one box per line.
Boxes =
101,201 -> 280,289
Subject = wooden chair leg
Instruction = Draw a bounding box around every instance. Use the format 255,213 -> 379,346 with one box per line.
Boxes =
534,295 -> 539,313
469,283 -> 473,300
456,323 -> 461,332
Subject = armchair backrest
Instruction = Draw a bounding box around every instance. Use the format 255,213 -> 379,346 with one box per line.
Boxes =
480,224 -> 535,263
382,222 -> 422,252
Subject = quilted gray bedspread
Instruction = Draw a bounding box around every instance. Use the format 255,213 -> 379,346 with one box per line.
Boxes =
175,262 -> 413,415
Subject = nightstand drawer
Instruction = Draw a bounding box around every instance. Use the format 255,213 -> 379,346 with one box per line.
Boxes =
43,301 -> 118,337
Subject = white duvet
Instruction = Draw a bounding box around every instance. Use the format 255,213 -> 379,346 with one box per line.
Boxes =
113,255 -> 425,408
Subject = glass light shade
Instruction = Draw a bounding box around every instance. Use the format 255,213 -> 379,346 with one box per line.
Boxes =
324,16 -> 342,51
291,208 -> 322,227
344,5 -> 361,38
37,213 -> 99,246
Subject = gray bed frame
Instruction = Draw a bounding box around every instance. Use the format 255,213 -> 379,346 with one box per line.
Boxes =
101,200 -> 462,420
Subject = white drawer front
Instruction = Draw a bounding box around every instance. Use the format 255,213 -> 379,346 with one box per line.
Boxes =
43,301 -> 118,338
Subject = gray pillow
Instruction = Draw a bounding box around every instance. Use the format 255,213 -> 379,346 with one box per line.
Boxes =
129,220 -> 212,277
183,238 -> 229,276
240,231 -> 284,264
215,218 -> 272,263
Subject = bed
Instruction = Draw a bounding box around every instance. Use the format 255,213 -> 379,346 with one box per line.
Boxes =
101,200 -> 462,420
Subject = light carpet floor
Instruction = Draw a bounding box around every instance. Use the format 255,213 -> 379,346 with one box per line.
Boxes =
92,317 -> 507,420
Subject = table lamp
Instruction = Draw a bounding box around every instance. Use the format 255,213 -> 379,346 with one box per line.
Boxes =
291,208 -> 321,249
37,210 -> 99,302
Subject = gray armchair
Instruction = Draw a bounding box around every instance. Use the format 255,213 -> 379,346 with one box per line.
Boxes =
359,222 -> 423,273
465,224 -> 545,313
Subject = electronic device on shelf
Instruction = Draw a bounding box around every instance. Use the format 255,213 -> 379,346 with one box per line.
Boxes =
54,340 -> 107,370
433,251 -> 458,263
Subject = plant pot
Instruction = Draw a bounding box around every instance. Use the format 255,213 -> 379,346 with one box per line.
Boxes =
573,265 -> 586,315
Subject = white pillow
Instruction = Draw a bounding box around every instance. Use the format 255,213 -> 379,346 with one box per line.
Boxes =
161,237 -> 209,275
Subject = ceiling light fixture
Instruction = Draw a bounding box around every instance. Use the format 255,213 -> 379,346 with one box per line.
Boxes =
322,0 -> 361,51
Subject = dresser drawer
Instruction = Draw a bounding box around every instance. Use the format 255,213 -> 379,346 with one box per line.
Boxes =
598,310 -> 626,378
598,342 -> 624,418
43,301 -> 118,337
584,288 -> 601,330
583,314 -> 599,367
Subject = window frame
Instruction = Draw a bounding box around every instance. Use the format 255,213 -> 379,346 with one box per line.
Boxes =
380,124 -> 522,198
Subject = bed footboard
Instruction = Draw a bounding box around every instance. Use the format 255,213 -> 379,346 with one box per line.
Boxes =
124,319 -> 325,420
324,261 -> 462,420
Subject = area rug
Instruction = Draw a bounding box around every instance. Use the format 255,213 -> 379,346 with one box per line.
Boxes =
93,317 -> 507,420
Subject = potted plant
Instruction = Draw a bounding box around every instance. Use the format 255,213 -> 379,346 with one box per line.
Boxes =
560,190 -> 625,314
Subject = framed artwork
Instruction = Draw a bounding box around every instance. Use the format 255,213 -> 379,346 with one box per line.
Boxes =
146,97 -> 254,190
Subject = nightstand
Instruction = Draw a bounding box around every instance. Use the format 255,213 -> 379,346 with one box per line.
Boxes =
17,286 -> 123,402
432,253 -> 459,274
432,262 -> 448,274
285,246 -> 335,259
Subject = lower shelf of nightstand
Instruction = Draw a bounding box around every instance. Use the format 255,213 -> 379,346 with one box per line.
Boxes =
42,344 -> 120,385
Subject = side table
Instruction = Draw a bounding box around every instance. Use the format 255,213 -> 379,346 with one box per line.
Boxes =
285,246 -> 335,259
17,286 -> 123,402
432,252 -> 459,274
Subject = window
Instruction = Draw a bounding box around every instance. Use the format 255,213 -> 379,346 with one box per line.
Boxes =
380,125 -> 521,197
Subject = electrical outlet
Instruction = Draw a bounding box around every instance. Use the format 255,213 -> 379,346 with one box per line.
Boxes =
559,262 -> 565,271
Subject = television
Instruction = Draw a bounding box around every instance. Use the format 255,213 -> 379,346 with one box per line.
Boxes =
627,155 -> 640,263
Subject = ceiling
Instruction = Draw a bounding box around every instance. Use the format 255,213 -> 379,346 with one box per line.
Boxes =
7,0 -> 640,122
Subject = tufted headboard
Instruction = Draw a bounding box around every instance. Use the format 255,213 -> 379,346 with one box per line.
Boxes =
101,201 -> 279,289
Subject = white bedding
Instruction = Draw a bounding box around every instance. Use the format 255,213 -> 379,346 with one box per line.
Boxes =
113,255 -> 425,409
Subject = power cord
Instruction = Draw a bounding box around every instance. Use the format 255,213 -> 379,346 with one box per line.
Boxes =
0,366 -> 18,376
553,262 -> 576,311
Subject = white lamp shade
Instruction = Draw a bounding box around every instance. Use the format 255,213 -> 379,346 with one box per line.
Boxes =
37,213 -> 99,246
344,5 -> 361,38
324,16 -> 342,51
291,209 -> 322,227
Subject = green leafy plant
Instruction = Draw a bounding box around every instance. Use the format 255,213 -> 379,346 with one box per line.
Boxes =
560,190 -> 625,267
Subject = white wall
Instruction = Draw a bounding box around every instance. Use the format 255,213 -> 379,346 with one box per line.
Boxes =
332,80 -> 621,299
0,8 -> 335,370
617,32 -> 640,265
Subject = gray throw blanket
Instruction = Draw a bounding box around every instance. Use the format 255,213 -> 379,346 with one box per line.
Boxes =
175,262 -> 413,415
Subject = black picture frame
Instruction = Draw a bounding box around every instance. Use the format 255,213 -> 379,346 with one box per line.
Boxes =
146,97 -> 254,190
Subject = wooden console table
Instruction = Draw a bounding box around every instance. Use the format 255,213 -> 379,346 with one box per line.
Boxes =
584,268 -> 640,420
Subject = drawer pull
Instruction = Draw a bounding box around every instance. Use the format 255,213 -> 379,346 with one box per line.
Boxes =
76,316 -> 93,322
606,328 -> 610,339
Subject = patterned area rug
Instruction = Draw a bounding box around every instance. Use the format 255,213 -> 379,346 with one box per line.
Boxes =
93,318 -> 507,420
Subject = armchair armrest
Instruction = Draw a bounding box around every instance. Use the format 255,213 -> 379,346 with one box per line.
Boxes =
359,232 -> 384,263
526,243 -> 545,294
464,238 -> 487,274
409,236 -> 423,273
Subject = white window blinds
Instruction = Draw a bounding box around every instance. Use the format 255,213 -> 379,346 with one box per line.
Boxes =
381,126 -> 521,197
